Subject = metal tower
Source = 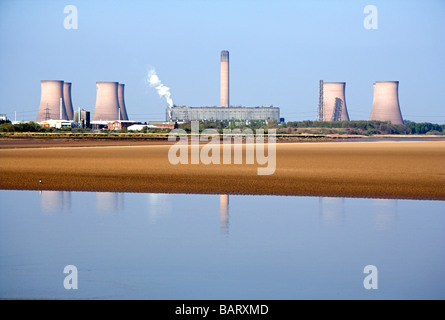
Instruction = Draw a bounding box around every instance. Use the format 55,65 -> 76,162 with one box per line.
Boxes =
318,80 -> 324,121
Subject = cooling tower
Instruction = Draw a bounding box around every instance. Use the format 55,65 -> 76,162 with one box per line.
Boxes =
322,82 -> 350,121
220,50 -> 229,107
36,80 -> 67,122
92,82 -> 120,121
118,83 -> 129,121
63,82 -> 74,120
369,81 -> 403,125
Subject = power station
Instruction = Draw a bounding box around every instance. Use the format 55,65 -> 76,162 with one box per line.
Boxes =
33,51 -> 406,127
167,50 -> 281,122
369,81 -> 403,125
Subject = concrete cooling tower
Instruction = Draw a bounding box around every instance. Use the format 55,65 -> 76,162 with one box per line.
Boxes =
118,83 -> 129,121
369,81 -> 403,125
220,50 -> 229,107
92,82 -> 120,121
36,80 -> 68,122
63,82 -> 74,120
322,82 -> 350,121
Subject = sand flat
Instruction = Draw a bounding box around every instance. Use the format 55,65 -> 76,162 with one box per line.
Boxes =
1,141 -> 444,200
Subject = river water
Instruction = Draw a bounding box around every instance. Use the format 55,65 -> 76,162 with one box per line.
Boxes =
0,190 -> 444,299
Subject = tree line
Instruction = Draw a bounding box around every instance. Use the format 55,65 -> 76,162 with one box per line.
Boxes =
1,119 -> 444,135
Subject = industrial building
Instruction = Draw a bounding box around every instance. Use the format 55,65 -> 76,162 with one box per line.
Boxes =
107,120 -> 141,131
73,108 -> 90,128
369,81 -> 403,125
166,105 -> 280,122
39,119 -> 73,129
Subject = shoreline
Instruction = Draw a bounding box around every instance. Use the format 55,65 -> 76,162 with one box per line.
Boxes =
1,134 -> 444,149
1,140 -> 445,200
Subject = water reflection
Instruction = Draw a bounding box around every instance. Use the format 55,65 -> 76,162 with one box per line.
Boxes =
319,197 -> 344,227
372,199 -> 397,230
96,192 -> 124,214
147,193 -> 171,224
220,194 -> 229,234
40,191 -> 71,214
5,190 -> 444,299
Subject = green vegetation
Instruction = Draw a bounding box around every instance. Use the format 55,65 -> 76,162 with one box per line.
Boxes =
0,119 -> 444,136
177,120 -> 444,136
404,122 -> 445,135
0,120 -> 49,132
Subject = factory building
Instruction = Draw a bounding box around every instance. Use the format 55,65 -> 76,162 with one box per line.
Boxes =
39,119 -> 73,129
166,105 -> 280,122
73,108 -> 90,128
369,81 -> 403,125
107,120 -> 141,131
149,121 -> 178,129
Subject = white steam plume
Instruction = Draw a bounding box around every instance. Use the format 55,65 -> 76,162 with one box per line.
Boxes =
147,69 -> 173,108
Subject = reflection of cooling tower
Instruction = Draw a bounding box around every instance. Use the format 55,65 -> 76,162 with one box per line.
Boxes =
36,80 -> 67,122
96,192 -> 124,213
118,84 -> 129,120
372,199 -> 397,231
40,191 -> 71,214
63,82 -> 74,120
92,82 -> 120,121
319,197 -> 344,226
322,82 -> 350,121
369,81 -> 403,125
220,50 -> 229,107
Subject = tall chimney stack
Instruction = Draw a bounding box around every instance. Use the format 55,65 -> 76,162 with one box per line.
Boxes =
220,50 -> 229,107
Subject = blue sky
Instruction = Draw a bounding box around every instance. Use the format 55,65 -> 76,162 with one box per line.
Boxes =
0,0 -> 444,123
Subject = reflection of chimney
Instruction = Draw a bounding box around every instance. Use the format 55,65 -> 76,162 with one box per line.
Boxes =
372,199 -> 397,230
319,197 -> 344,226
220,50 -> 229,107
220,194 -> 229,234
